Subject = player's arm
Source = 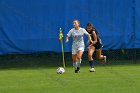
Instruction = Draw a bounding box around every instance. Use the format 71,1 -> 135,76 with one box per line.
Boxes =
90,31 -> 97,46
84,31 -> 93,43
66,30 -> 72,43
66,35 -> 69,43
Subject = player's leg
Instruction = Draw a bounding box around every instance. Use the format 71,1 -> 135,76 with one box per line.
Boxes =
96,49 -> 106,63
76,48 -> 84,73
87,46 -> 95,72
72,54 -> 77,71
96,49 -> 104,59
72,46 -> 78,72
95,41 -> 106,63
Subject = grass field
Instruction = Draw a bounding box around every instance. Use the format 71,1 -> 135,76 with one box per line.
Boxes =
0,64 -> 139,93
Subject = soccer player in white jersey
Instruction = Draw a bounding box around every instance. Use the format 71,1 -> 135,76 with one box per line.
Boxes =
66,20 -> 92,73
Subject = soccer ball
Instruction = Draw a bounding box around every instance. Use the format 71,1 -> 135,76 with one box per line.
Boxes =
57,67 -> 65,74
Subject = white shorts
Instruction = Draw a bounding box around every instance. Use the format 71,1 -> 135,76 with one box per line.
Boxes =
72,46 -> 84,54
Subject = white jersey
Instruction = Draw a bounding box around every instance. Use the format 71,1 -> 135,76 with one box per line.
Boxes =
67,27 -> 88,48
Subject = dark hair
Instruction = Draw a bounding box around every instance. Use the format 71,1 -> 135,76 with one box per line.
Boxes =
86,23 -> 93,26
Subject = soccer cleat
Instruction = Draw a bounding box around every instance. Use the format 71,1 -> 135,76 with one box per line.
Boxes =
89,68 -> 95,72
75,70 -> 80,73
75,67 -> 80,73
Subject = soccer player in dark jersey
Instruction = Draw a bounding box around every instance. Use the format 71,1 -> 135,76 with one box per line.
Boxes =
86,23 -> 106,72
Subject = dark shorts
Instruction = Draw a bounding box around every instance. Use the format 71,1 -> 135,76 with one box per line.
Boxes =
90,37 -> 103,50
94,42 -> 103,50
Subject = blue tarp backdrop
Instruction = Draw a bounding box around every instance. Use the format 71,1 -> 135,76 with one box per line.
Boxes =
0,0 -> 139,54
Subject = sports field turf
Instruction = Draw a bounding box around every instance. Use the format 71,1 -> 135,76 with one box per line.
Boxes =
0,64 -> 139,93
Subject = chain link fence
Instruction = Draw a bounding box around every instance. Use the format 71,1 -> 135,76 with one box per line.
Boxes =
0,49 -> 139,68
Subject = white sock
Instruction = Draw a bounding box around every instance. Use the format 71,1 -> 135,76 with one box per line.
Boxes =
73,62 -> 77,70
77,59 -> 82,67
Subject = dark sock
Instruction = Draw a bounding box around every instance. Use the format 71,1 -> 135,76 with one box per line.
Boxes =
89,60 -> 94,68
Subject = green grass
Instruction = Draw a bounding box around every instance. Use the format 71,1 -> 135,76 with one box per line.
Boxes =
0,64 -> 140,93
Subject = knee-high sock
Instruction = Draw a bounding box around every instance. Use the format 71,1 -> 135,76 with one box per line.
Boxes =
89,60 -> 94,68
77,59 -> 82,67
73,62 -> 77,70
